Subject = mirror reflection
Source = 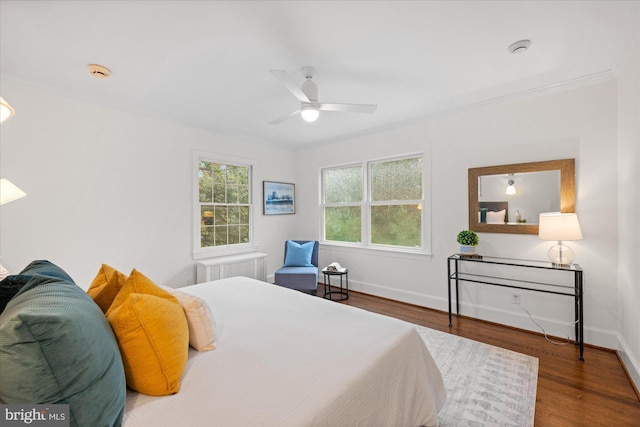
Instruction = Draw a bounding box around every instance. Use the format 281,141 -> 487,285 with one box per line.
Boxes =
468,158 -> 575,235
478,170 -> 560,225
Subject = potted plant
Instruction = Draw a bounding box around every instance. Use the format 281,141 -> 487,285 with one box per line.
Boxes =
457,230 -> 479,254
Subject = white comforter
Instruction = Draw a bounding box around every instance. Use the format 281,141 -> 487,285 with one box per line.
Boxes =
123,277 -> 446,426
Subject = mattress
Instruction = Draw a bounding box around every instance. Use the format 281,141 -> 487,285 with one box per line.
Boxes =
123,276 -> 446,426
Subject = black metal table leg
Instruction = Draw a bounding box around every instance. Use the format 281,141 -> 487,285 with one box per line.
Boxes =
448,258 -> 452,326
454,258 -> 460,317
577,270 -> 584,360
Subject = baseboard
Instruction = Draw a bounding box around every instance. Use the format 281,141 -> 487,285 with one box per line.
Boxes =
616,333 -> 640,399
349,278 -> 445,310
350,278 -> 620,350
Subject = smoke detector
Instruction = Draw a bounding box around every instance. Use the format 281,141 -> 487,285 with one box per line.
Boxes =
88,64 -> 111,79
508,40 -> 531,54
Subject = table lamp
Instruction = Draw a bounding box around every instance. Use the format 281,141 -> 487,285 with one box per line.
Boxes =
0,97 -> 15,123
1,179 -> 27,205
0,179 -> 27,279
538,212 -> 582,266
0,97 -> 22,278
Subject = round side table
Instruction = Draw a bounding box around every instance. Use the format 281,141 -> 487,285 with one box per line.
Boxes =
322,269 -> 349,301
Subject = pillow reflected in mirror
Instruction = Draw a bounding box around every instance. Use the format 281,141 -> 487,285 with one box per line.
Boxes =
486,209 -> 506,224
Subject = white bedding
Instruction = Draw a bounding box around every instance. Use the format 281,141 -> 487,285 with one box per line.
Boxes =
123,277 -> 446,427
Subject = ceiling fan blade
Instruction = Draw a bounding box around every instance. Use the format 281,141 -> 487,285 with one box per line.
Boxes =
318,103 -> 377,114
269,109 -> 301,125
269,70 -> 310,103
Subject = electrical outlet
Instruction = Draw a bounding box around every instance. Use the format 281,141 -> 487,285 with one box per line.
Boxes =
511,293 -> 520,305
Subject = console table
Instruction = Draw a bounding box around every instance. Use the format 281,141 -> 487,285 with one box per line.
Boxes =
447,254 -> 584,360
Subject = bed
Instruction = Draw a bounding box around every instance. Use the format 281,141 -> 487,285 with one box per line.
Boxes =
0,261 -> 446,427
123,276 -> 447,427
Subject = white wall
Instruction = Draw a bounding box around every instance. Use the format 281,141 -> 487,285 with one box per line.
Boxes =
616,21 -> 640,389
295,80 -> 620,349
0,78 -> 296,289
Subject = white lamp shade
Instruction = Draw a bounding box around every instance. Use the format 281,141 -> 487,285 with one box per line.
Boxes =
0,97 -> 15,123
0,264 -> 9,280
0,179 -> 27,205
538,213 -> 583,241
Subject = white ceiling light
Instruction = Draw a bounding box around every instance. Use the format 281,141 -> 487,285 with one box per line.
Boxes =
0,97 -> 15,123
508,39 -> 531,54
300,105 -> 319,122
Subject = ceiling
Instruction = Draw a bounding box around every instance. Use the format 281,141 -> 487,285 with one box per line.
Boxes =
1,1 -> 638,149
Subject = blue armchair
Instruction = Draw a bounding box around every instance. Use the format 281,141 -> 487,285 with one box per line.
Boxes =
274,240 -> 319,295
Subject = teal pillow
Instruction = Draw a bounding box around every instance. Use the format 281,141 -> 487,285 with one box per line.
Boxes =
0,272 -> 126,427
17,259 -> 76,283
284,240 -> 315,267
0,260 -> 75,314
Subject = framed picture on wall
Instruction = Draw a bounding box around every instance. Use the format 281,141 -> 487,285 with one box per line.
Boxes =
263,181 -> 295,215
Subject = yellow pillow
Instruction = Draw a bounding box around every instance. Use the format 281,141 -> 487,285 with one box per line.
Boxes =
164,287 -> 217,352
87,264 -> 127,313
107,268 -> 168,314
107,269 -> 189,396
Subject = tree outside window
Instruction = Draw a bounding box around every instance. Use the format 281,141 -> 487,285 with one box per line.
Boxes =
198,160 -> 251,249
323,165 -> 363,243
322,155 -> 424,250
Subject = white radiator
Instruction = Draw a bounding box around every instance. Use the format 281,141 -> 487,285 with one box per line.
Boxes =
196,252 -> 268,283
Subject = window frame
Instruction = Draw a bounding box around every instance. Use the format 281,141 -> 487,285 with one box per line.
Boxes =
320,152 -> 431,256
193,151 -> 255,259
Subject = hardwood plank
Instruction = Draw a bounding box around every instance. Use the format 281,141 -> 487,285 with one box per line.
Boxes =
315,284 -> 640,426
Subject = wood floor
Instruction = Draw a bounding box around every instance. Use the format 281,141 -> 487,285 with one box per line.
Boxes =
314,283 -> 640,426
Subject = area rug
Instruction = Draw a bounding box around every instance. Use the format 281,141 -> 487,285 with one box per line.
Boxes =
416,326 -> 538,427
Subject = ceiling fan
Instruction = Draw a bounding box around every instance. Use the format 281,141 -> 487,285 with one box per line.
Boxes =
269,66 -> 377,124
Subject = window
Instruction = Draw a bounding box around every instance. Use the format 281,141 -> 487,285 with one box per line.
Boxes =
322,154 -> 427,253
195,155 -> 252,256
324,165 -> 363,243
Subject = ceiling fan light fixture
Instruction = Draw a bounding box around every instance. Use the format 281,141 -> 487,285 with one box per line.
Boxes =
269,66 -> 377,124
301,106 -> 319,122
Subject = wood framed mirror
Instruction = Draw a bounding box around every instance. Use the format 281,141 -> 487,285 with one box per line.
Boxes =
468,158 -> 575,235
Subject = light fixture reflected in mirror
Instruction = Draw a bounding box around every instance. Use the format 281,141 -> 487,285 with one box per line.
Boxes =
506,174 -> 516,195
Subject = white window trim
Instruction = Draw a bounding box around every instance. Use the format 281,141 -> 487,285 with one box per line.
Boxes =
320,152 -> 432,257
192,150 -> 258,260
